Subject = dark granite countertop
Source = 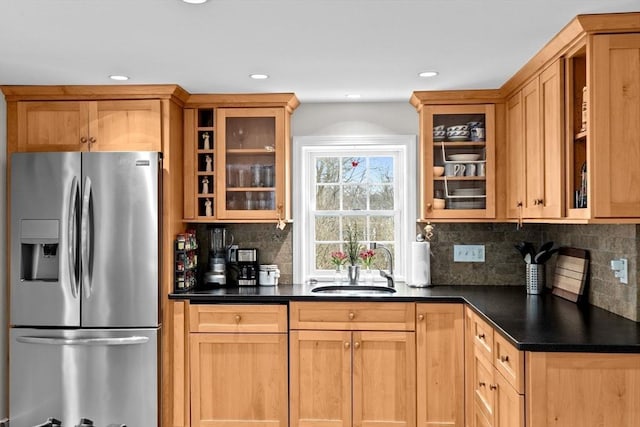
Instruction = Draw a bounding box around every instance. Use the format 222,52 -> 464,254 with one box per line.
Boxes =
170,283 -> 640,353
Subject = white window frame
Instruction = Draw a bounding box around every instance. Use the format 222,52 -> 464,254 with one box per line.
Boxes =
293,135 -> 417,284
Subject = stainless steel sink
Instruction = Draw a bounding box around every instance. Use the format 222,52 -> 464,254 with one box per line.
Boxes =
310,285 -> 397,295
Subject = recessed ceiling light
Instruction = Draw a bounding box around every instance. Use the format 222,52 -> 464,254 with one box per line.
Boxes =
109,75 -> 129,81
418,71 -> 439,78
182,0 -> 208,4
250,74 -> 269,80
345,94 -> 361,99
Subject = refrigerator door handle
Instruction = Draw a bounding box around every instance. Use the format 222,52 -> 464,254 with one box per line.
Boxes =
68,176 -> 79,299
80,176 -> 92,299
16,335 -> 150,346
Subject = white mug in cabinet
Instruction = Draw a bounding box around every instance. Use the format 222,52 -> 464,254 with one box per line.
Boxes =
445,163 -> 465,177
464,164 -> 477,176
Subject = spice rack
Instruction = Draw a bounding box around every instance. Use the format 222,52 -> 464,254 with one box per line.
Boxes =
174,230 -> 198,293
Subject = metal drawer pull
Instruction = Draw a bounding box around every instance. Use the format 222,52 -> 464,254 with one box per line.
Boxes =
17,336 -> 149,346
490,384 -> 498,390
479,382 -> 486,387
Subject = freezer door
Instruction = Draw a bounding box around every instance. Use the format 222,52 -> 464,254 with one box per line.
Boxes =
10,152 -> 81,327
81,152 -> 160,327
10,327 -> 158,427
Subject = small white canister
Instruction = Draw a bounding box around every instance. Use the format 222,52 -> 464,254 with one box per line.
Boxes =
259,264 -> 280,286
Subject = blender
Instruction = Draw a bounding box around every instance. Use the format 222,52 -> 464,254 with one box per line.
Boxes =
204,226 -> 233,286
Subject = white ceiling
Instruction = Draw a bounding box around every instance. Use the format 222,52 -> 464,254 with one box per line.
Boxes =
0,0 -> 638,102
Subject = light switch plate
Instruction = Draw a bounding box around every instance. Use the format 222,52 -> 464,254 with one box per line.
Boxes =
610,258 -> 628,284
454,244 -> 485,263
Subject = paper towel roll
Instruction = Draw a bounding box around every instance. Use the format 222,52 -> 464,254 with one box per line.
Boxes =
409,241 -> 431,287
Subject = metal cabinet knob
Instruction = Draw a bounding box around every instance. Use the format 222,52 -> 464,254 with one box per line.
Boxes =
490,384 -> 498,390
349,312 -> 355,320
426,203 -> 433,211
418,314 -> 425,321
89,137 -> 97,143
479,381 -> 486,387
478,333 -> 485,340
500,355 -> 509,363
234,314 -> 241,323
80,137 -> 88,143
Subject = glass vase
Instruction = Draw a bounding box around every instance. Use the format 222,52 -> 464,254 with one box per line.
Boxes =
333,266 -> 344,283
347,265 -> 360,284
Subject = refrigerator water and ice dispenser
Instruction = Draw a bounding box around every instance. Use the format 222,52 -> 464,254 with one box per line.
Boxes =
20,219 -> 60,282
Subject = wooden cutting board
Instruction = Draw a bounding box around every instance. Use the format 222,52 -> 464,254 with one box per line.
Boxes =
551,247 -> 590,302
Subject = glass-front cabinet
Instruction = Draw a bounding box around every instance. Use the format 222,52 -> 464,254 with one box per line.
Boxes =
217,108 -> 284,220
418,103 -> 496,220
182,94 -> 298,223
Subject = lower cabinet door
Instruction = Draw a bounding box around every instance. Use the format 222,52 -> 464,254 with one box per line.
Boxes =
353,331 -> 416,427
473,403 -> 493,427
190,333 -> 288,427
494,371 -> 524,427
416,303 -> 464,427
290,330 -> 352,427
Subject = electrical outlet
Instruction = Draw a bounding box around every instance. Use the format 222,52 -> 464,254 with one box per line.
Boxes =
453,244 -> 485,263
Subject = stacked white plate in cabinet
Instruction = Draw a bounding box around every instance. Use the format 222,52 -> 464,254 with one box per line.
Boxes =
447,154 -> 481,162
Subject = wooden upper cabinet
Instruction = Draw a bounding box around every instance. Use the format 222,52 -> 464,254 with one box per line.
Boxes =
538,61 -> 564,218
182,94 -> 298,222
91,100 -> 161,151
591,33 -> 640,218
506,92 -> 525,219
506,60 -> 564,220
413,99 -> 497,221
15,99 -> 161,152
17,101 -> 90,151
215,107 -> 285,221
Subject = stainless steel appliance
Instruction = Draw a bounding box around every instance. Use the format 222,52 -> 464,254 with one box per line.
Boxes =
203,226 -> 233,286
9,152 -> 160,427
235,248 -> 259,286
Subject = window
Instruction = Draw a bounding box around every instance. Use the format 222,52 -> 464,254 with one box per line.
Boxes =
293,135 -> 416,283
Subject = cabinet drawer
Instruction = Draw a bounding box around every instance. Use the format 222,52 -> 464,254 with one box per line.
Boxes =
471,349 -> 496,423
467,308 -> 494,361
189,304 -> 287,333
494,332 -> 525,393
289,301 -> 415,331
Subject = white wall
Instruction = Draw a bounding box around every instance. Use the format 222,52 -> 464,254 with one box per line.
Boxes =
0,93 -> 7,418
292,102 -> 418,136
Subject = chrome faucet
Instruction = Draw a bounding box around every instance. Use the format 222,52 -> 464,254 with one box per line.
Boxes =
371,243 -> 394,288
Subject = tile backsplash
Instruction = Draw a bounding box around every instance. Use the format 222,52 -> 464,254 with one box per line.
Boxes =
192,222 -> 639,322
543,224 -> 639,322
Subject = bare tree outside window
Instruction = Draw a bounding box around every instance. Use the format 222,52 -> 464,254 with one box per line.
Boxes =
314,155 -> 395,271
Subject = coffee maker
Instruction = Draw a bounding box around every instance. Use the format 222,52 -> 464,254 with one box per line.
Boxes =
204,227 -> 233,286
226,247 -> 259,286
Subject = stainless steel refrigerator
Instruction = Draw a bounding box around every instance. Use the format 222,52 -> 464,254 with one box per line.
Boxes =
9,152 -> 160,427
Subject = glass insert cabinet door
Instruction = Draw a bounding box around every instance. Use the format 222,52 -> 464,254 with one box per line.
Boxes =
421,104 -> 496,220
216,108 -> 285,220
